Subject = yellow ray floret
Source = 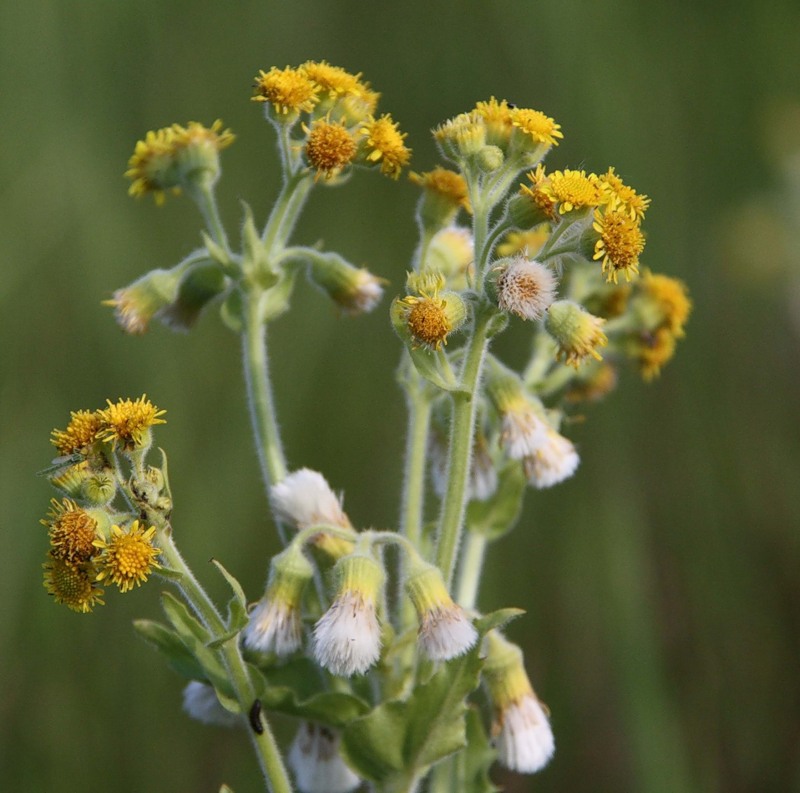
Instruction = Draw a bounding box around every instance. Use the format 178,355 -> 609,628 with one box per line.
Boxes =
409,167 -> 471,213
98,395 -> 166,449
360,114 -> 411,179
592,208 -> 645,283
540,169 -> 603,214
252,66 -> 319,115
598,167 -> 650,221
510,107 -> 563,147
51,409 -> 103,456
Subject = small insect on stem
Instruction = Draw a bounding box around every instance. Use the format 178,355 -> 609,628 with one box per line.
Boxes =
249,699 -> 264,734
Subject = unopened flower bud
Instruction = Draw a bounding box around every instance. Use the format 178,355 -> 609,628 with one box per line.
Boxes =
476,145 -> 504,173
545,300 -> 608,368
423,226 -> 474,290
433,112 -> 486,163
306,253 -> 384,316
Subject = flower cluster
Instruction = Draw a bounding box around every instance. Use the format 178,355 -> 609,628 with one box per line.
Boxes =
41,396 -> 166,612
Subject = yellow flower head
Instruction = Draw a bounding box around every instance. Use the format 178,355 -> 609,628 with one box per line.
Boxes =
169,120 -> 234,168
359,114 -> 411,179
592,208 -> 646,283
94,521 -> 161,593
303,118 -> 357,179
540,169 -> 603,214
519,165 -> 558,221
394,272 -> 466,350
433,112 -> 486,159
409,167 -> 471,214
474,97 -> 515,146
301,60 -> 366,98
125,127 -> 182,204
43,555 -> 104,613
252,66 -> 320,116
43,499 -> 100,564
565,362 -> 618,403
496,227 -> 550,258
51,410 -> 103,457
510,107 -> 563,147
98,395 -> 166,450
598,167 -> 650,221
638,271 -> 692,337
545,300 -> 608,368
634,327 -> 677,381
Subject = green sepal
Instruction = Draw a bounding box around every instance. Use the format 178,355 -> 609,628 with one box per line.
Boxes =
132,618 -> 207,681
211,559 -> 248,634
475,607 -> 525,635
240,202 -> 279,289
249,658 -> 370,729
466,461 -> 526,540
340,643 -> 484,785
160,591 -> 232,697
220,289 -> 244,332
461,707 -> 500,793
201,231 -> 234,272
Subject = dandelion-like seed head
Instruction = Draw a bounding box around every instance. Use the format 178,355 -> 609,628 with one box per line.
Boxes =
359,114 -> 411,179
252,66 -> 320,117
313,553 -> 384,677
545,300 -> 608,368
288,722 -> 361,793
94,521 -> 161,593
523,428 -> 580,489
182,681 -> 241,728
44,498 -> 100,563
490,256 -> 557,321
592,208 -> 645,283
51,410 -> 103,456
304,119 -> 357,179
270,468 -> 351,530
97,395 -> 166,451
43,555 -> 104,613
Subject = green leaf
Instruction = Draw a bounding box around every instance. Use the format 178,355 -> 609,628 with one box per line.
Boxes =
240,202 -> 278,289
201,231 -> 232,270
466,461 -> 526,540
460,707 -> 500,793
341,645 -> 484,786
211,558 -> 248,633
160,592 -> 231,696
133,619 -> 207,681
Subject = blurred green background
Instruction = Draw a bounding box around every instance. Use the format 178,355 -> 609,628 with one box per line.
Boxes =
2,0 -> 799,791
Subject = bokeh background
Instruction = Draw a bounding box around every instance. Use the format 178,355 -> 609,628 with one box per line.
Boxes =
2,0 -> 799,791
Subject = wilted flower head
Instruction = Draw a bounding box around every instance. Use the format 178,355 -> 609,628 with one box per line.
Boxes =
288,722 -> 361,793
523,427 -> 580,489
270,469 -> 351,530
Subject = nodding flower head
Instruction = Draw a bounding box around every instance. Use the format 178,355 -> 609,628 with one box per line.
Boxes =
483,631 -> 554,775
243,544 -> 314,657
313,551 -> 385,677
486,370 -> 549,461
523,427 -> 580,489
270,469 -> 351,530
405,560 -> 477,661
288,722 -> 361,793
544,300 -> 608,369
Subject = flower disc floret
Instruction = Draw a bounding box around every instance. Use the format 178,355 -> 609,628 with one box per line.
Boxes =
593,208 -> 645,283
98,395 -> 166,450
252,66 -> 320,116
51,409 -> 103,456
44,499 -> 99,563
43,555 -> 104,613
304,119 -> 357,178
94,521 -> 161,593
359,114 -> 411,179
541,169 -> 602,214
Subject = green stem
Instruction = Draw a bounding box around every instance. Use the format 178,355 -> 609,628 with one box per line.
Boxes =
187,179 -> 231,255
454,530 -> 487,610
434,310 -> 492,588
156,529 -> 293,793
261,169 -> 312,253
242,291 -> 288,539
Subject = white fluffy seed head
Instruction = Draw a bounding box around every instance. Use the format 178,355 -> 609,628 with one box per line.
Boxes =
182,681 -> 240,729
270,468 -> 350,529
243,598 -> 303,657
494,694 -> 555,774
288,722 -> 361,793
501,407 -> 548,460
493,258 -> 557,320
419,605 -> 479,661
523,429 -> 579,488
313,590 -> 382,676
